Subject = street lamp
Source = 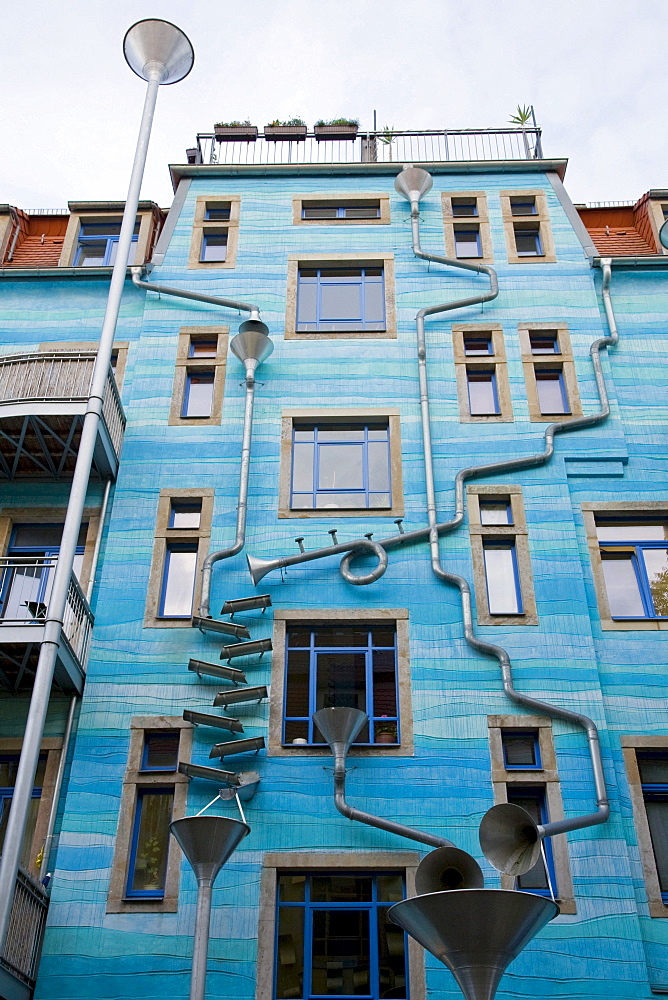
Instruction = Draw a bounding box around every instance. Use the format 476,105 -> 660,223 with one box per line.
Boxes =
0,18 -> 194,950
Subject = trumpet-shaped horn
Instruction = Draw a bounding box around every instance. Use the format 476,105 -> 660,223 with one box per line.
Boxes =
389,889 -> 558,1000
247,554 -> 280,586
415,846 -> 484,894
478,803 -> 542,876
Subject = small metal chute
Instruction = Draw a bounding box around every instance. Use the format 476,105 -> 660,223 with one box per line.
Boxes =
389,888 -> 558,1000
478,802 -> 542,876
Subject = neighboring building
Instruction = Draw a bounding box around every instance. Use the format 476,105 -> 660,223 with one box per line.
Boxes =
1,124 -> 668,1000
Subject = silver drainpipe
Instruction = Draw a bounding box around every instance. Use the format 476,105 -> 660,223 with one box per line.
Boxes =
130,269 -> 272,618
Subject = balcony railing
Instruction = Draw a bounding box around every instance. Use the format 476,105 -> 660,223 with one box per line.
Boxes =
1,867 -> 48,990
0,557 -> 94,667
192,126 -> 544,169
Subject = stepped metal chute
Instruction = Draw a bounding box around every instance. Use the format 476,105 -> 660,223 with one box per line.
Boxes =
188,658 -> 247,684
213,685 -> 268,708
220,637 -> 272,661
389,889 -> 558,1000
209,736 -> 265,759
182,710 -> 244,734
192,616 -> 250,639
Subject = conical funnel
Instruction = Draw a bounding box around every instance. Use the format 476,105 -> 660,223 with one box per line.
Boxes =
313,707 -> 366,764
123,19 -> 194,85
230,320 -> 274,378
394,166 -> 433,204
479,803 -> 542,876
389,889 -> 558,1000
170,815 -> 249,885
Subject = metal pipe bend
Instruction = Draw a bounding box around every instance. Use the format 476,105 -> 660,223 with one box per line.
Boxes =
339,539 -> 389,585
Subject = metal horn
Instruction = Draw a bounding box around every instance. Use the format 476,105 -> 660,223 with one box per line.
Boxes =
478,803 -> 542,877
415,846 -> 484,894
246,536 -> 388,587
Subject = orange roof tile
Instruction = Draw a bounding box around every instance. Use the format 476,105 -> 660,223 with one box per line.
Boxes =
586,227 -> 655,256
6,236 -> 64,267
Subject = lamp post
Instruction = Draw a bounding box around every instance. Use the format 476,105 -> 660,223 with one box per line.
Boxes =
0,19 -> 194,950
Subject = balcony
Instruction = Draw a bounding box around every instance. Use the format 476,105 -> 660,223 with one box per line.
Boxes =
0,352 -> 125,480
191,125 -> 544,169
0,868 -> 48,1000
0,558 -> 93,694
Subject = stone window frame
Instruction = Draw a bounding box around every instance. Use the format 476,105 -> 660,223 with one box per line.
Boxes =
168,326 -> 228,426
518,323 -> 582,422
452,324 -> 513,423
268,608 -> 413,757
487,715 -> 576,913
621,735 -> 668,918
0,506 -> 101,595
500,189 -> 556,264
442,191 -> 494,264
582,501 -> 668,632
467,485 -> 537,626
144,488 -> 214,628
59,205 -> 156,268
278,407 -> 404,519
284,252 -> 397,341
107,716 -> 192,914
188,195 -> 241,270
256,851 -> 425,1000
292,192 -> 391,226
38,340 -> 129,389
0,736 -> 62,881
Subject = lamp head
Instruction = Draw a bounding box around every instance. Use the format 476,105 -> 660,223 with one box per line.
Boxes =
123,19 -> 194,85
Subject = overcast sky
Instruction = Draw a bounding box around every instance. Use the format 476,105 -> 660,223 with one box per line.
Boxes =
2,0 -> 666,210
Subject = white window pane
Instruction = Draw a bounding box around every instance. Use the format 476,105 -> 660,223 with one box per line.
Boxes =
320,283 -> 362,321
644,548 -> 668,616
467,373 -> 497,415
455,233 -> 480,257
364,281 -> 385,324
480,503 -> 511,525
367,442 -> 390,492
646,801 -> 668,891
162,550 -> 197,616
315,492 -> 364,509
292,443 -> 314,492
484,546 -> 520,613
184,377 -> 214,417
318,444 -> 363,490
601,553 -> 644,617
536,374 -> 566,414
296,281 -> 318,325
597,524 -> 666,541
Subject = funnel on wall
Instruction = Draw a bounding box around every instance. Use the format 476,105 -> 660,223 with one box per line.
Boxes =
170,815 -> 249,884
313,707 -> 366,765
479,802 -> 542,876
389,888 -> 558,1000
394,166 -> 433,204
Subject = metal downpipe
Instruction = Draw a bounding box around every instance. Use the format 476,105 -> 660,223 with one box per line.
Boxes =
130,269 -> 261,320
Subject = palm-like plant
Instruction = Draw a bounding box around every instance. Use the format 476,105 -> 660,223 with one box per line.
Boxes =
509,104 -> 533,126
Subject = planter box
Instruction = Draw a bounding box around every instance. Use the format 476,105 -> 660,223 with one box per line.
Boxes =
264,125 -> 307,142
214,126 -> 258,142
314,124 -> 358,142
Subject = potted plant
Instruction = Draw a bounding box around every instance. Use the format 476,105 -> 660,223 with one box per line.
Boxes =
264,118 -> 308,142
314,117 -> 359,141
375,718 -> 397,744
214,120 -> 258,142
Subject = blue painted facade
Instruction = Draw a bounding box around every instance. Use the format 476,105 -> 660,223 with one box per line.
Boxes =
2,158 -> 668,1000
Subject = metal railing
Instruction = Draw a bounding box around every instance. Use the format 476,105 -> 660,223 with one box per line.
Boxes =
193,126 -> 544,168
1,867 -> 48,987
0,351 -> 126,456
0,557 -> 94,668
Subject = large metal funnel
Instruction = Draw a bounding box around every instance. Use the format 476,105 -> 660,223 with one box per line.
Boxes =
313,707 -> 366,763
123,18 -> 194,84
394,166 -> 433,204
479,803 -> 542,876
389,889 -> 558,1000
230,320 -> 273,378
170,815 -> 250,885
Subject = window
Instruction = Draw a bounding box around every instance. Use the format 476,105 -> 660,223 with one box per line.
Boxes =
502,730 -> 541,768
595,518 -> 668,620
451,197 -> 478,217
145,489 -> 213,627
293,194 -> 390,226
0,523 -> 87,623
506,786 -> 555,895
468,487 -> 537,625
169,326 -> 227,426
283,624 -> 399,746
519,325 -> 581,422
74,220 -> 139,266
290,423 -> 391,510
501,190 -> 555,264
453,326 -> 512,423
442,192 -> 492,262
637,754 -> 668,904
189,196 -> 240,269
107,719 -> 190,913
200,232 -> 227,262
296,267 -> 386,333
274,871 -> 408,1000
0,755 -> 46,871
454,226 -> 482,259
181,372 -> 215,418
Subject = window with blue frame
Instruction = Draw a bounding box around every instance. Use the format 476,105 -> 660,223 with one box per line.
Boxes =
274,871 -> 408,1000
125,786 -> 174,898
169,499 -> 202,529
466,368 -> 499,415
291,423 -> 391,510
75,220 -> 140,266
182,371 -> 215,418
483,540 -> 523,614
284,624 -> 398,746
479,496 -> 513,526
159,543 -> 198,617
451,197 -> 478,217
141,731 -> 180,771
454,225 -> 482,258
638,753 -> 668,902
0,755 -> 46,870
529,331 -> 560,355
510,196 -> 537,216
596,519 -> 668,619
535,369 -> 569,415
463,333 -> 493,356
502,730 -> 541,769
0,523 -> 86,622
506,786 -> 555,895
205,203 -> 231,221
200,231 -> 228,262
513,224 -> 543,256
296,267 -> 385,332
302,201 -> 381,220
